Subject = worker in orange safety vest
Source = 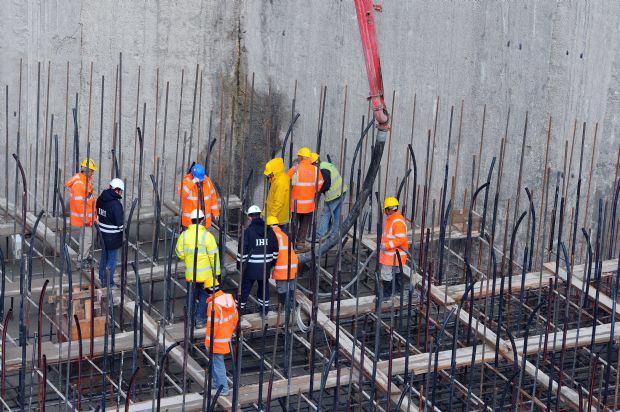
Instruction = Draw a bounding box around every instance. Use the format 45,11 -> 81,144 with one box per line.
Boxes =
66,158 -> 98,266
179,163 -> 220,229
379,196 -> 408,300
287,147 -> 323,251
204,289 -> 238,396
267,215 -> 298,310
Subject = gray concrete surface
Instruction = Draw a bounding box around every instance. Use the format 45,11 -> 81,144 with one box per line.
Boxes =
0,1 -> 618,232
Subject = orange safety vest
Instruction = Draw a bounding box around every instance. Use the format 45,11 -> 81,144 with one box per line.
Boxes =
379,211 -> 408,267
66,172 -> 97,227
204,291 -> 238,354
178,174 -> 220,228
287,159 -> 323,214
271,225 -> 298,280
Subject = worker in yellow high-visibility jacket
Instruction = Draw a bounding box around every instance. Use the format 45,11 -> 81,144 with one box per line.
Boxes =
176,209 -> 221,327
263,157 -> 290,229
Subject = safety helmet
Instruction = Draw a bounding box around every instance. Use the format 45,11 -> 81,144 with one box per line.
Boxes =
266,216 -> 279,226
310,152 -> 320,163
297,147 -> 312,158
80,158 -> 98,171
109,178 -> 125,191
383,197 -> 399,209
190,209 -> 205,220
246,205 -> 262,215
263,157 -> 284,176
190,163 -> 206,182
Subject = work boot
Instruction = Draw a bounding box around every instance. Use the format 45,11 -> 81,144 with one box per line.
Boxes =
381,280 -> 393,302
259,304 -> 270,317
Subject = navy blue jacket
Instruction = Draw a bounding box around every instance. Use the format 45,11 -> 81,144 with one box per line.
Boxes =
96,188 -> 124,250
236,218 -> 278,280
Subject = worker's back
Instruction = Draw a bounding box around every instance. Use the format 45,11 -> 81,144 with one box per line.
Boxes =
176,224 -> 220,288
66,172 -> 97,226
237,218 -> 277,279
265,158 -> 290,224
288,159 -> 323,213
204,290 -> 238,354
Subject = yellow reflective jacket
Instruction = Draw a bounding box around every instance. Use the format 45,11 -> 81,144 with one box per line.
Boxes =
264,159 -> 290,224
175,224 -> 221,287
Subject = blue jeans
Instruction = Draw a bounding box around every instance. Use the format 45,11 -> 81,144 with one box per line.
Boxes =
211,354 -> 229,394
186,281 -> 209,323
316,195 -> 344,238
98,248 -> 119,286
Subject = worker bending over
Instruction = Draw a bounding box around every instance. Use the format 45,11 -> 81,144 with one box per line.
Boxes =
267,216 -> 298,311
288,147 -> 323,251
263,157 -> 290,230
204,288 -> 238,397
311,152 -> 348,240
179,163 -> 220,229
236,205 -> 277,314
96,178 -> 125,287
176,209 -> 221,327
379,197 -> 408,300
66,158 -> 98,267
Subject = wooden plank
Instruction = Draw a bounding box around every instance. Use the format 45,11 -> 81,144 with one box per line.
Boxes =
0,197 -> 77,258
0,223 -> 15,237
133,319 -> 620,411
295,291 -> 398,396
544,259 -> 619,317
447,258 -> 617,302
122,298 -> 233,410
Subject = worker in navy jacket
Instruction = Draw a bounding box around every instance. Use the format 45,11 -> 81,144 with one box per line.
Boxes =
96,178 -> 125,287
236,205 -> 278,314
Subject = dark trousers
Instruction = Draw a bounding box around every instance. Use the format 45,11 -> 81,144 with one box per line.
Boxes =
294,212 -> 313,244
239,276 -> 270,309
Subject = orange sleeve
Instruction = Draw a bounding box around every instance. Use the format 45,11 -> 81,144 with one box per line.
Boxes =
287,166 -> 296,178
390,221 -> 408,249
207,178 -> 220,217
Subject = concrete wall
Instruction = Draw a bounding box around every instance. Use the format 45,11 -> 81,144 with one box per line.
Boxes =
0,1 -> 618,230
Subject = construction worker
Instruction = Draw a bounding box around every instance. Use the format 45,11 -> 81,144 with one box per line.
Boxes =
96,178 -> 125,287
263,157 -> 290,229
66,158 -> 98,266
236,205 -> 277,314
287,147 -> 323,251
179,163 -> 220,229
379,197 -> 408,300
311,153 -> 348,240
204,288 -> 238,396
176,209 -> 221,327
267,216 -> 298,310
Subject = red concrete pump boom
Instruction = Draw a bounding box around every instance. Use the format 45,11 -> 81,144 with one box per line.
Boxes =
299,0 -> 390,262
354,0 -> 390,132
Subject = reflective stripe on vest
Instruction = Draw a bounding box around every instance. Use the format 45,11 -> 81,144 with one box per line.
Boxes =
320,161 -> 347,202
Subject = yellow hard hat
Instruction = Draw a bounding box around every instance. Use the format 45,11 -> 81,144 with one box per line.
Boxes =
310,152 -> 320,163
297,147 -> 312,158
263,157 -> 284,176
80,158 -> 98,171
266,216 -> 279,226
383,197 -> 399,209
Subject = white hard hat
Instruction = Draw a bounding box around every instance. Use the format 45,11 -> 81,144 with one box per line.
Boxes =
190,209 -> 205,220
110,178 -> 125,191
246,205 -> 262,215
